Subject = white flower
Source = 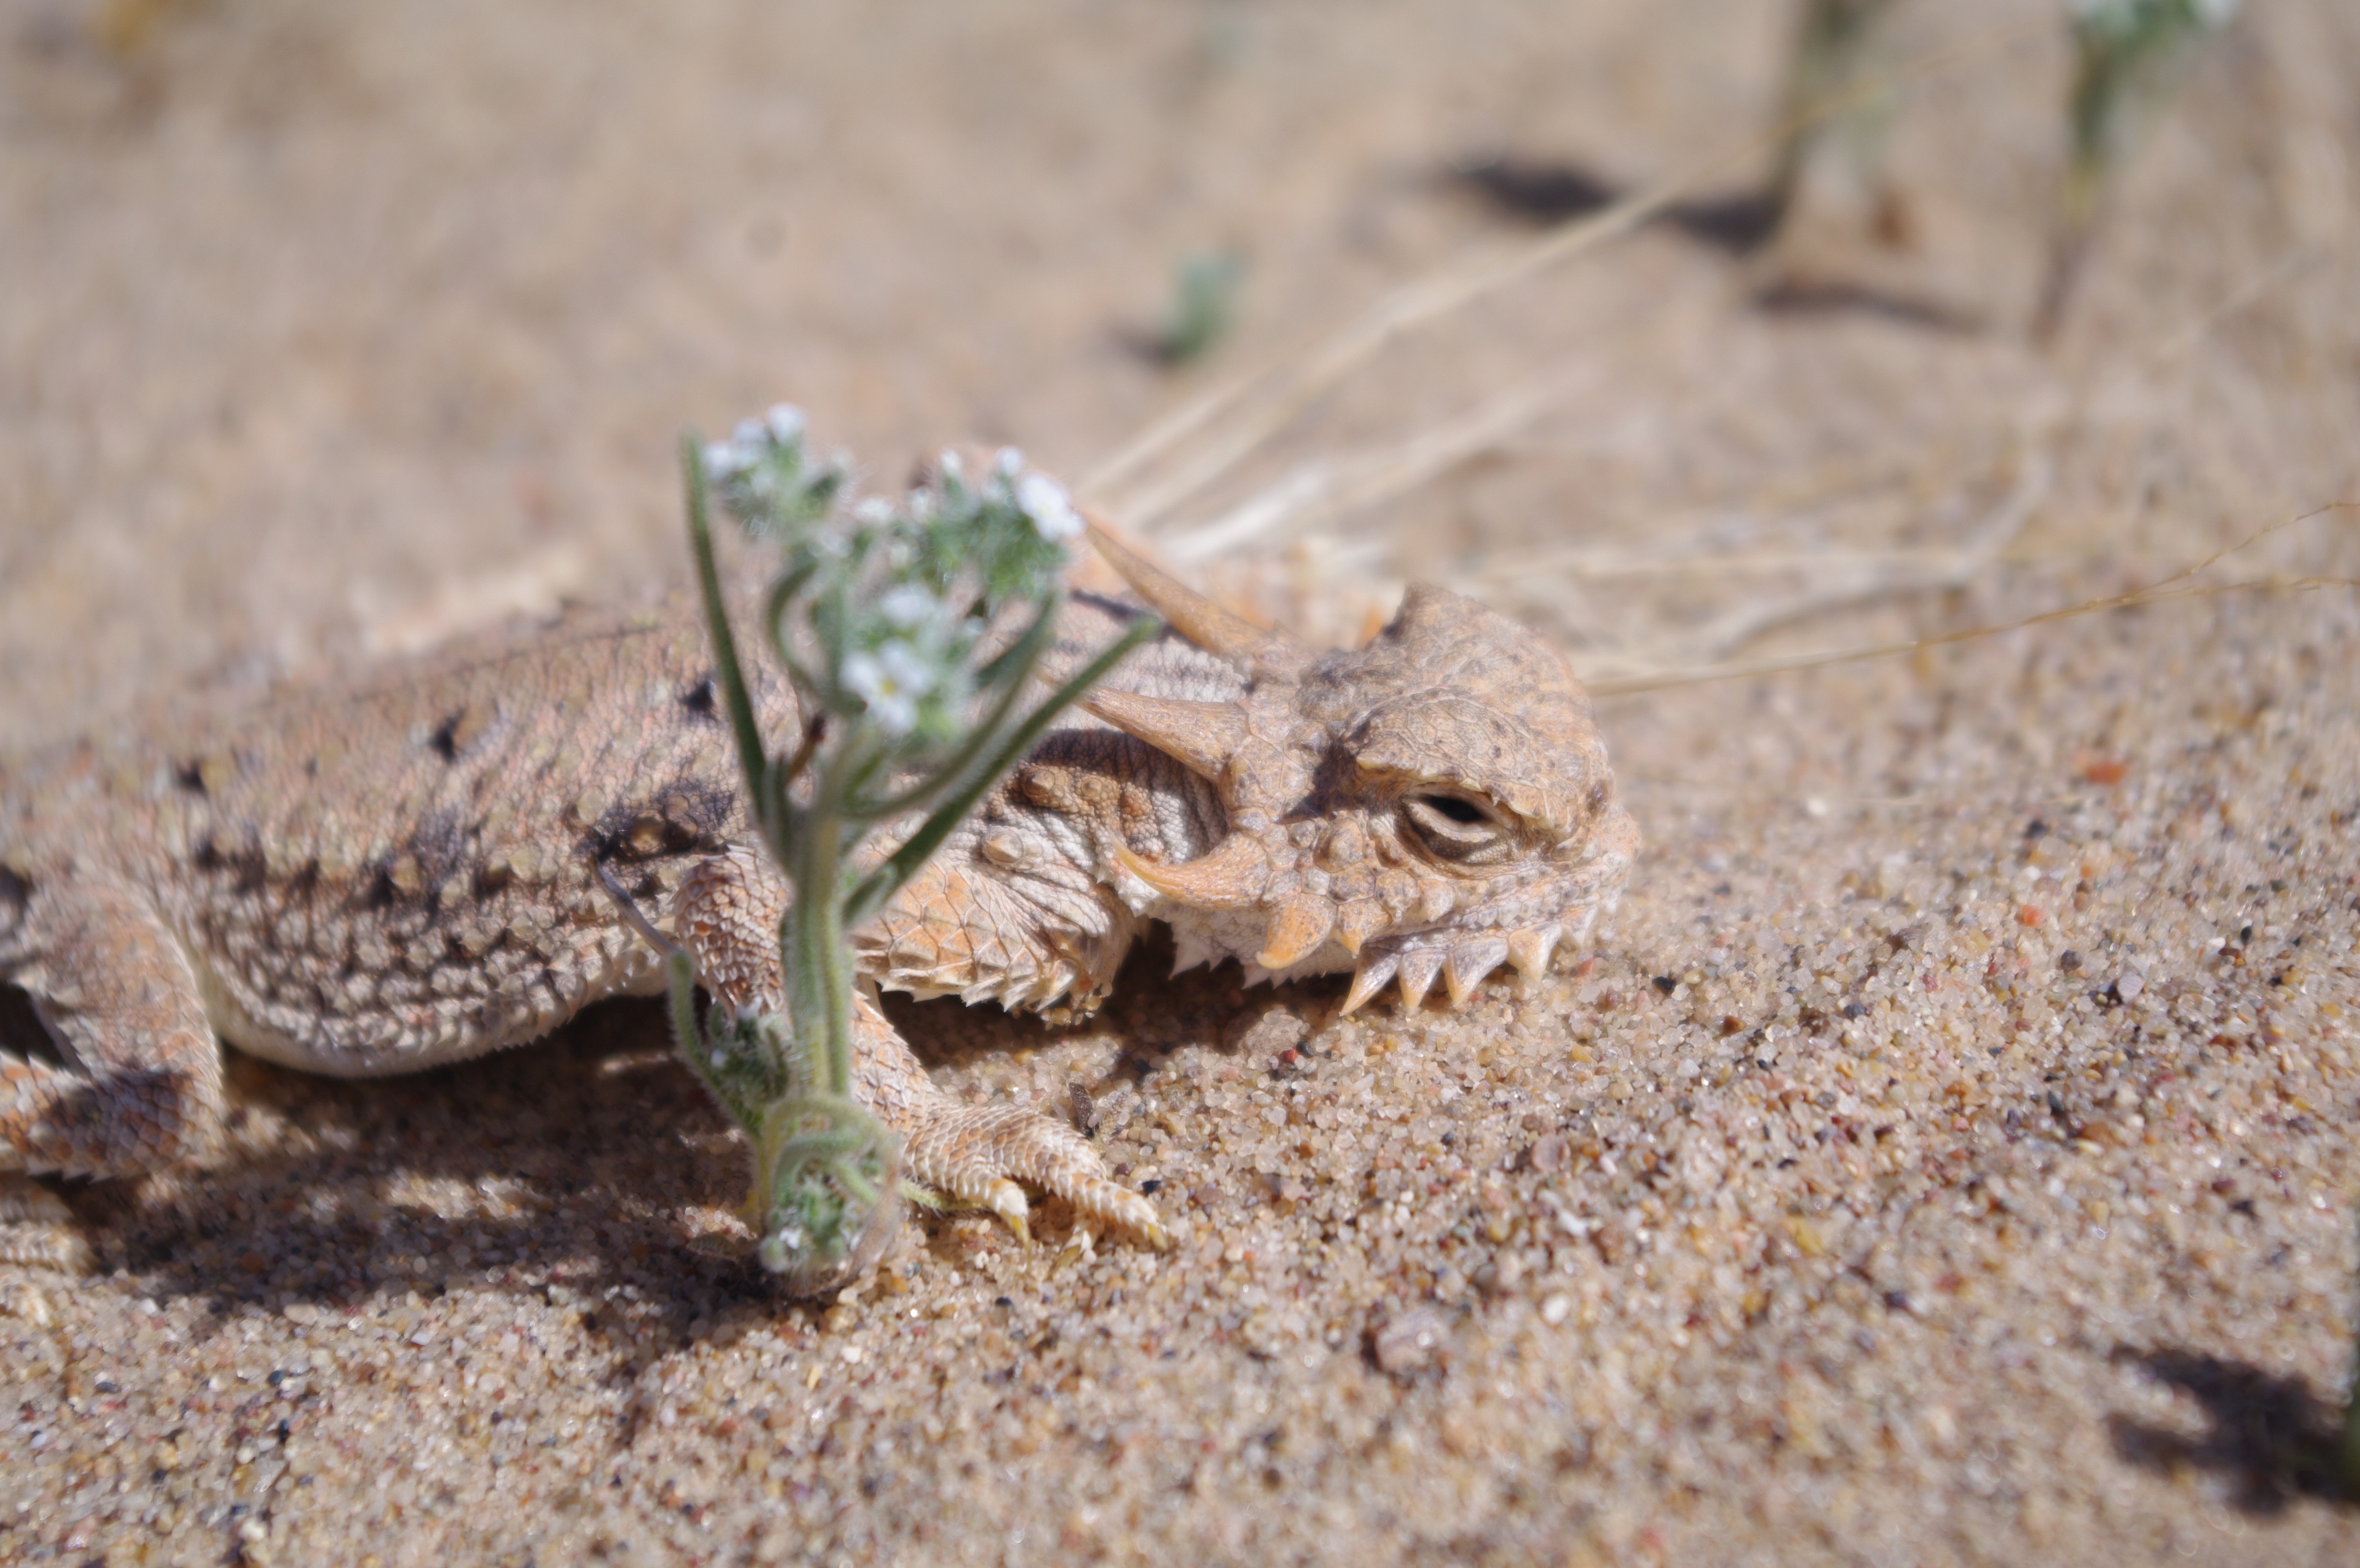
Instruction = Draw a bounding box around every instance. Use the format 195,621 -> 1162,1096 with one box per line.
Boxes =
876,582 -> 941,631
2065,0 -> 2234,28
764,404 -> 807,446
841,640 -> 938,735
757,1229 -> 805,1273
985,447 -> 1028,506
702,439 -> 750,480
1016,471 -> 1083,542
877,639 -> 938,691
937,448 -> 965,483
855,497 -> 895,525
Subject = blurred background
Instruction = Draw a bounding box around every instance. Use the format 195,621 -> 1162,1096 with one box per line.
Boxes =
8,11 -> 2360,1558
3,0 -> 2354,737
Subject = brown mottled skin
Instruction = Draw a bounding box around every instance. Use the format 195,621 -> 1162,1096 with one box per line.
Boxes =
1,528 -> 1638,1271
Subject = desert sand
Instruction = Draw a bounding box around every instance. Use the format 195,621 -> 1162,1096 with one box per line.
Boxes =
4,2 -> 2358,1563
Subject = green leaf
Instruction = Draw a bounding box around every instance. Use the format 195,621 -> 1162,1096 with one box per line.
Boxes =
849,609 -> 1158,925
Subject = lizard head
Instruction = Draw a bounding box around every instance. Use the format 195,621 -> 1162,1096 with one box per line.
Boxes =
1081,523 -> 1640,1012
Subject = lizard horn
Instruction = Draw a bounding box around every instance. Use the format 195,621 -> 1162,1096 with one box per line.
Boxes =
1395,949 -> 1444,1009
1443,937 -> 1509,1008
1339,958 -> 1398,1016
1333,898 -> 1388,958
1080,688 -> 1248,782
1112,835 -> 1271,910
1507,924 -> 1564,979
1085,518 -> 1308,675
1257,895 -> 1336,970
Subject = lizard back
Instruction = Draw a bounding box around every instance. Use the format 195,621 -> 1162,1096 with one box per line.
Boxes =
2,605 -> 771,1073
0,593 -> 1230,1076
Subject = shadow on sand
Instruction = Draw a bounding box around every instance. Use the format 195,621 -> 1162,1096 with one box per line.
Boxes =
2109,1346 -> 2356,1514
1448,154 -> 1981,334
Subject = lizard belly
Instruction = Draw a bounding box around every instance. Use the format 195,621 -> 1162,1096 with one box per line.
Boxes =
191,922 -> 671,1079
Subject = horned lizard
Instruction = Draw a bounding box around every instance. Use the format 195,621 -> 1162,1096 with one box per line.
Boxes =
0,521 -> 1638,1272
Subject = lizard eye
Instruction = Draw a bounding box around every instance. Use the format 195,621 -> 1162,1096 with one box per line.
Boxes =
1419,794 -> 1486,825
1400,792 -> 1511,864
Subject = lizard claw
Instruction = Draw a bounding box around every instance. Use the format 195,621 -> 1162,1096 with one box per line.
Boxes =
0,1176 -> 91,1274
981,1179 -> 1032,1247
1041,1169 -> 1167,1251
1112,1190 -> 1170,1252
897,1103 -> 1165,1252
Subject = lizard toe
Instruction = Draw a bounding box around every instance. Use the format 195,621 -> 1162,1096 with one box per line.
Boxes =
0,1174 -> 92,1274
1083,1180 -> 1169,1252
897,1103 -> 1164,1251
981,1179 -> 1032,1247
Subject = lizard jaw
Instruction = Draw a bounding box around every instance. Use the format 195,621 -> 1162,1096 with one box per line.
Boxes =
1079,525 -> 1639,1026
1334,922 -> 1567,1017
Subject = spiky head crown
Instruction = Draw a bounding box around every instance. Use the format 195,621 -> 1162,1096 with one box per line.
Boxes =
1081,523 -> 1640,1013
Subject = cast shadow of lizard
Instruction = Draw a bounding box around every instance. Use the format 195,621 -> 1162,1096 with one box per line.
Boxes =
1446,154 -> 1984,335
57,994 -> 768,1325
2108,1345 -> 2356,1514
42,929 -> 1321,1370
13,945 -> 1346,1475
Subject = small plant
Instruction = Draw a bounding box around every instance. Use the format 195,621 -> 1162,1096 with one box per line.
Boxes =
2343,1209 -> 2360,1500
2036,0 -> 2241,340
1736,1 -> 2240,338
656,409 -> 1154,1293
1155,251 -> 1245,367
1762,0 -> 1907,248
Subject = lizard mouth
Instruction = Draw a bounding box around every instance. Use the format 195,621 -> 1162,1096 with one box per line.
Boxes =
1337,923 -> 1564,1014
1079,514 -> 1634,1019
1116,833 -> 1568,1012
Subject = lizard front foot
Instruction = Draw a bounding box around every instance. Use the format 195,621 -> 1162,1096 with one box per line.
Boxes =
0,1176 -> 90,1273
669,849 -> 1168,1260
897,1100 -> 1167,1251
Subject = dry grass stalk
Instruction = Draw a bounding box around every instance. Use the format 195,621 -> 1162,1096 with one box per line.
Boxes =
1081,20 -> 2052,535
1155,370 -> 1585,566
1586,500 -> 2356,696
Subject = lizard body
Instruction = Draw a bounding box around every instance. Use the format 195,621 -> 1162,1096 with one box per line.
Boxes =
2,533 -> 1638,1269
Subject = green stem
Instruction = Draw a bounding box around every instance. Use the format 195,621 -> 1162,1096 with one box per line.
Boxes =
663,949 -> 702,1081
1767,0 -> 1899,238
2341,1205 -> 2360,1500
855,597 -> 1061,821
847,611 -> 1158,925
682,434 -> 779,856
785,729 -> 870,1102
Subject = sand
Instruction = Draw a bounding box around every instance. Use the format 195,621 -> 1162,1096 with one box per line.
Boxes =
4,2 -> 2359,1563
